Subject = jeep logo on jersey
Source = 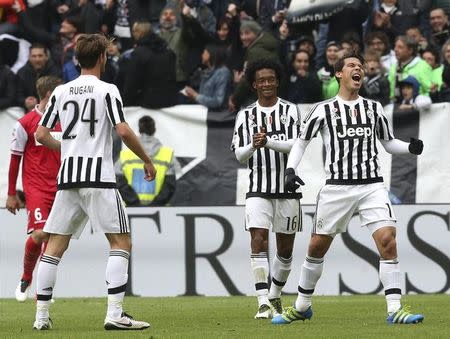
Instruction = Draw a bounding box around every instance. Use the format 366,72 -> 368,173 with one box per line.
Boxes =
266,130 -> 287,141
336,124 -> 372,139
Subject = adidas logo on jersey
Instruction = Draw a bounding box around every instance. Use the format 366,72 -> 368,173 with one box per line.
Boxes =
336,124 -> 372,139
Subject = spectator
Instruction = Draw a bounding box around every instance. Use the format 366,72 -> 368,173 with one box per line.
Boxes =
116,115 -> 178,206
317,41 -> 340,100
361,51 -> 391,106
127,0 -> 167,27
287,49 -> 322,104
123,21 -> 177,109
422,48 -> 444,92
214,15 -> 243,70
182,44 -> 232,110
431,64 -> 450,102
406,26 -> 430,53
397,75 -> 432,111
371,0 -> 431,45
0,34 -> 31,73
101,37 -> 121,85
0,0 -> 25,35
66,0 -> 101,34
365,31 -> 397,72
388,35 -> 432,102
0,56 -> 16,109
50,16 -> 82,74
429,8 -> 449,50
16,43 -> 61,111
340,31 -> 363,55
327,0 -> 370,46
158,3 -> 210,88
229,18 -> 280,110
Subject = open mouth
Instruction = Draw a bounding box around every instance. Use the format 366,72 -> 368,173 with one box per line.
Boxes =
352,73 -> 362,83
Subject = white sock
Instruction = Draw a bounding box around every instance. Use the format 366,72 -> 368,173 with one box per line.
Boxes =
268,254 -> 292,299
251,252 -> 269,306
295,256 -> 324,312
380,258 -> 402,314
36,255 -> 60,321
106,249 -> 130,319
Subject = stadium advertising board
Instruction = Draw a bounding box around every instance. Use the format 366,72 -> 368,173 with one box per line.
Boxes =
1,205 -> 449,297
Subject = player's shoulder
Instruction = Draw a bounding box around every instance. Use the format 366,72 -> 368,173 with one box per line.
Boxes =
303,98 -> 334,120
360,96 -> 383,111
279,98 -> 297,108
236,102 -> 257,119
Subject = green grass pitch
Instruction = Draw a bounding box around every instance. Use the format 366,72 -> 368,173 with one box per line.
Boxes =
0,295 -> 449,338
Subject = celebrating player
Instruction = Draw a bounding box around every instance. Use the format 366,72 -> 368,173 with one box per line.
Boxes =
272,51 -> 425,325
231,59 -> 303,319
7,76 -> 62,302
32,34 -> 156,331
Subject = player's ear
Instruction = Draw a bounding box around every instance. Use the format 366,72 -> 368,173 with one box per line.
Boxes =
335,71 -> 342,82
252,81 -> 257,90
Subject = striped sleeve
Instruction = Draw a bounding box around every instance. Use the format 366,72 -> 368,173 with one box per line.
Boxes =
39,92 -> 59,129
375,102 -> 394,140
105,84 -> 126,126
299,104 -> 324,140
230,110 -> 247,151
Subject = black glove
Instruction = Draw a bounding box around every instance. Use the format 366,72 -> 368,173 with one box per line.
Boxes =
284,167 -> 305,192
408,138 -> 423,155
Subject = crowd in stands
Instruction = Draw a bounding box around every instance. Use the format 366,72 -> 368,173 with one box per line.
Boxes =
0,0 -> 449,115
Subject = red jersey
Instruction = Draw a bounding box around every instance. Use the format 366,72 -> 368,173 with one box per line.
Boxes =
10,107 -> 61,196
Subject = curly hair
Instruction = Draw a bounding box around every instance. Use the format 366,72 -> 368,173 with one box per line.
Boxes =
245,59 -> 283,85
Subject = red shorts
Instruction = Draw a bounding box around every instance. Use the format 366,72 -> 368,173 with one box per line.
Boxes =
26,193 -> 55,234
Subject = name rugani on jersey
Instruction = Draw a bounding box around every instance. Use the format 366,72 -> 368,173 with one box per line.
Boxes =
232,98 -> 302,199
39,75 -> 126,190
300,95 -> 394,185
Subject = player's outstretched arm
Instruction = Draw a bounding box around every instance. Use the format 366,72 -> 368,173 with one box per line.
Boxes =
35,126 -> 61,150
286,138 -> 310,169
115,122 -> 156,181
265,138 -> 296,153
380,138 -> 424,155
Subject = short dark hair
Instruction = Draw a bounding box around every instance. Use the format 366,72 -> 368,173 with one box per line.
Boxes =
204,44 -> 227,67
245,59 -> 282,85
421,48 -> 440,65
334,50 -> 365,73
75,34 -> 110,69
334,51 -> 365,83
138,115 -> 155,136
29,42 -> 48,54
395,35 -> 418,56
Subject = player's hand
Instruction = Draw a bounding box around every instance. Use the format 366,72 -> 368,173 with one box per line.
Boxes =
143,162 -> 157,181
284,167 -> 304,192
6,195 -> 20,215
408,138 -> 423,155
252,127 -> 267,148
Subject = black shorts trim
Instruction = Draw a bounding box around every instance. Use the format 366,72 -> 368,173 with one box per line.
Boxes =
325,177 -> 384,185
58,182 -> 117,190
246,192 -> 302,199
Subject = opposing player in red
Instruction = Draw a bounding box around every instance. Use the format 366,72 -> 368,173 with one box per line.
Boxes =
6,76 -> 63,302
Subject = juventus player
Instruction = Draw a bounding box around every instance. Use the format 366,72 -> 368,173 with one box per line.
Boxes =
6,76 -> 62,302
272,51 -> 425,325
33,34 -> 156,331
232,60 -> 303,319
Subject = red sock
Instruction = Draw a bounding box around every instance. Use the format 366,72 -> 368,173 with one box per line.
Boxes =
21,236 -> 42,283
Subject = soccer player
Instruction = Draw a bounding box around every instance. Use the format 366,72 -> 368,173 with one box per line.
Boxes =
6,75 -> 63,302
272,51 -> 425,325
32,34 -> 156,331
231,59 -> 303,319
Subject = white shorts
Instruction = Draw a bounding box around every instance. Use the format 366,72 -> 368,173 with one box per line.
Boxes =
245,197 -> 302,234
313,182 -> 396,236
44,188 -> 129,239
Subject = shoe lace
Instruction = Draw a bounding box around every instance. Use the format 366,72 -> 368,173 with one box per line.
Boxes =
399,305 -> 412,315
284,306 -> 298,318
122,312 -> 134,320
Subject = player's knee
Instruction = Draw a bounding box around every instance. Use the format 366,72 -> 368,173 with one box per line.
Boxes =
251,235 -> 268,253
379,234 -> 397,258
277,247 -> 293,259
31,230 -> 49,244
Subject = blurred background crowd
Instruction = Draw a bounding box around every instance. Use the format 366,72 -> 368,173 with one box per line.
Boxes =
0,0 -> 449,115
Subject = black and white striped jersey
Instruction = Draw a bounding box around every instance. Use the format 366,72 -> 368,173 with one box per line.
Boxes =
300,95 -> 394,185
232,98 -> 302,198
39,75 -> 126,190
